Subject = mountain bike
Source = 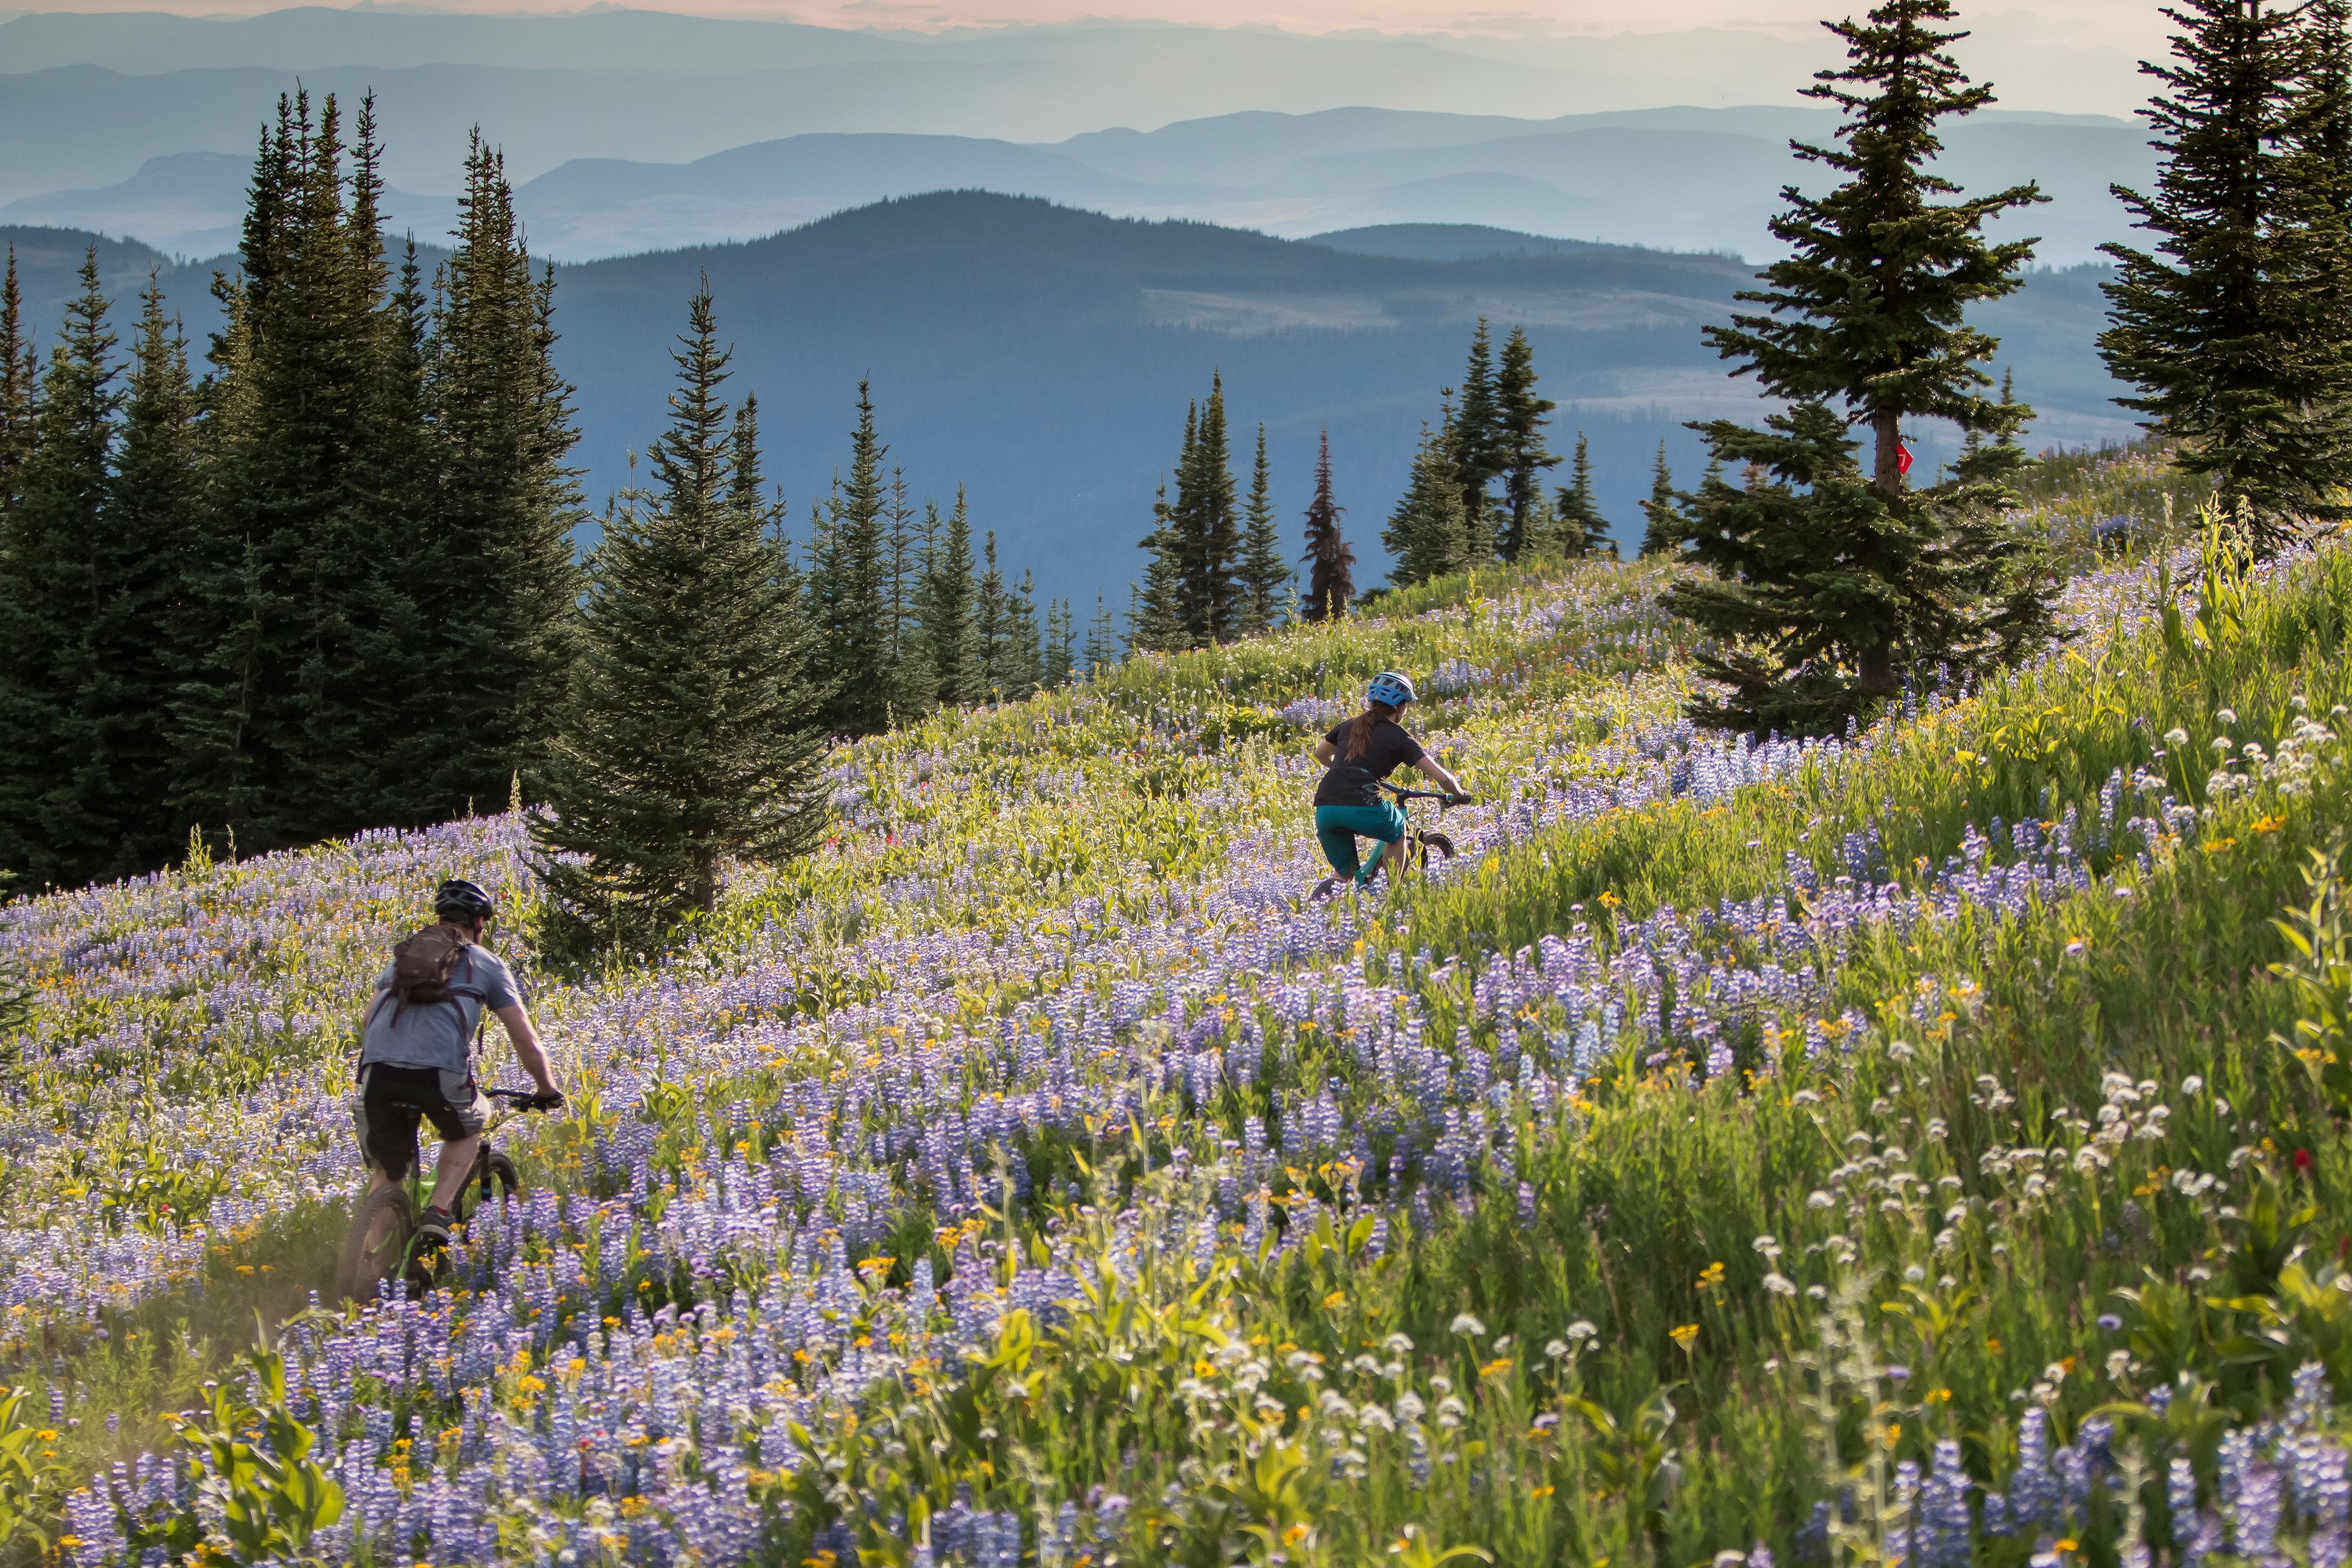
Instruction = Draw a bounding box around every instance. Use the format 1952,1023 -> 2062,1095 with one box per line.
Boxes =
335,1087 -> 557,1302
1312,782 -> 1469,900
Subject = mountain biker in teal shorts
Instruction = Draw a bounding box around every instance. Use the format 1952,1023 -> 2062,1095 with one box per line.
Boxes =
1312,671 -> 1467,888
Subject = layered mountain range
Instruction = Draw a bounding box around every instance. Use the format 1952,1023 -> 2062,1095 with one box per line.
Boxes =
0,193 -> 2129,607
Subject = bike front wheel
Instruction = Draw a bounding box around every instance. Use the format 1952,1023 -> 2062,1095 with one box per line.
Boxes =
337,1185 -> 416,1303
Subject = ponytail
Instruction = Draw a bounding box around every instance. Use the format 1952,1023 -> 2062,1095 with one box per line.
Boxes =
1344,700 -> 1400,761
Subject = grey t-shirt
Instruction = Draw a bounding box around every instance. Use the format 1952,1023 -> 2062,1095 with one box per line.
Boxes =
357,943 -> 523,1075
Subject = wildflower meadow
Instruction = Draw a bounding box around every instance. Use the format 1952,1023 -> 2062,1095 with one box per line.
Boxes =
4,455 -> 2351,1568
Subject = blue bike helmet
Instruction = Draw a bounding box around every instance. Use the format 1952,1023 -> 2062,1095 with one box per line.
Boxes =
1367,671 -> 1417,708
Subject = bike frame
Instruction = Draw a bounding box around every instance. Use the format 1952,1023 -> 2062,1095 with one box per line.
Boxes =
390,1090 -> 546,1266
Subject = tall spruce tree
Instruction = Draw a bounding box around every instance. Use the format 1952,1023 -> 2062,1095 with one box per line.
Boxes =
421,130 -> 586,815
0,249 -> 33,519
1449,319 -> 1505,539
168,109 -> 285,845
999,569 -> 1042,696
918,488 -> 982,703
176,92 -> 388,848
72,276 -> 202,879
2100,0 -> 2352,546
806,381 -> 894,736
1671,0 -> 2053,734
1300,427 -> 1354,622
1383,422 -> 1470,587
1494,325 -> 1561,559
534,284 -> 826,950
1041,599 -> 1076,688
1173,374 -> 1242,645
1237,423 -> 1290,635
0,246 -> 35,875
1638,441 -> 1684,557
880,467 -> 928,721
363,235 -> 438,792
0,253 -> 120,885
1555,433 -> 1611,557
976,532 -> 1015,696
1131,465 -> 1187,655
1081,596 -> 1115,675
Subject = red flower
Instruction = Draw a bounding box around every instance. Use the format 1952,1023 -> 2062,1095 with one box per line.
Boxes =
2295,1147 -> 2315,1175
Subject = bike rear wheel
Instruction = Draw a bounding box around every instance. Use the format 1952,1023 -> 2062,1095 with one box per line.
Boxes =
337,1185 -> 416,1303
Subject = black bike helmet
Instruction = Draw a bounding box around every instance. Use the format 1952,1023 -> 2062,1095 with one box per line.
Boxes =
433,877 -> 496,923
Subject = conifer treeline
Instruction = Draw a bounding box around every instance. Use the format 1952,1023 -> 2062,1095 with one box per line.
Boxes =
795,382 -> 1072,729
0,92 -> 1078,892
1131,373 -> 1296,652
1131,322 -> 1615,650
1383,319 -> 1613,587
0,92 -> 580,889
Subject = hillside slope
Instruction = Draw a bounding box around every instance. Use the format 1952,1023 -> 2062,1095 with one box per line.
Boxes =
4,453 -> 2348,1567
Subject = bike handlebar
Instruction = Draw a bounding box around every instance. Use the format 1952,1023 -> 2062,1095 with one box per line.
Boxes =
486,1087 -> 565,1111
1381,783 -> 1474,806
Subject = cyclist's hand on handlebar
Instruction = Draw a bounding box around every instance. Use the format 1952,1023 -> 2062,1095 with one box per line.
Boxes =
529,1088 -> 566,1112
1444,791 -> 1474,806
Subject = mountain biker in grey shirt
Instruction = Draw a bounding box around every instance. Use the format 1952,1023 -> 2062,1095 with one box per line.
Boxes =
354,877 -> 561,1244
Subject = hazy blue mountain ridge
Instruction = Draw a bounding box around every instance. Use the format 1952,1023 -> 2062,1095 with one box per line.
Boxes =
0,194 -> 2131,612
1,97 -> 2154,264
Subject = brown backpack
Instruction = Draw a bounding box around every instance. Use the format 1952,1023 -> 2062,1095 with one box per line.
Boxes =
383,923 -> 477,1022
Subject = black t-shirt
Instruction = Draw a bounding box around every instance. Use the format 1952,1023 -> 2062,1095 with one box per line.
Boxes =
1315,718 -> 1426,807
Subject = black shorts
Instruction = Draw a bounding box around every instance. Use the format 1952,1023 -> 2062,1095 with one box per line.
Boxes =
353,1064 -> 489,1180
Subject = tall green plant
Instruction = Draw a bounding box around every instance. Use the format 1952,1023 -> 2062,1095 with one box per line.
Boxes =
1673,0 -> 2053,734
534,282 -> 827,949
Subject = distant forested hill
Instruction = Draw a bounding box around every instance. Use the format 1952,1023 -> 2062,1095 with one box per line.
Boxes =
2,195 -> 2128,607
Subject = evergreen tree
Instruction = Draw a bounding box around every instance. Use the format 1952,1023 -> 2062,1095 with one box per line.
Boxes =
976,531 -> 1015,696
1672,0 -> 2053,734
918,488 -> 981,704
0,253 -> 120,885
726,393 -> 785,542
1130,475 -> 1187,655
1638,441 -> 1684,557
1081,596 -> 1115,675
1172,374 -> 1242,644
882,467 -> 927,721
419,130 -> 586,815
72,276 -> 202,879
1300,426 -> 1355,622
534,283 -> 826,950
173,92 -> 386,847
2100,0 -> 2352,547
1041,599 -> 1076,688
1495,324 -> 1561,559
1004,568 -> 1044,697
806,380 -> 893,736
1555,433 -> 1612,557
1383,422 -> 1470,587
0,248 -> 34,519
1237,423 -> 1290,635
1449,319 -> 1505,538
363,236 -> 438,794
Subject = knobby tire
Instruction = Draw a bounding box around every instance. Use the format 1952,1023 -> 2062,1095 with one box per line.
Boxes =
338,1185 -> 416,1304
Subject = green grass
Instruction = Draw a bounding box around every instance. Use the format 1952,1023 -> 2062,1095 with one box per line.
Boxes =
9,448 -> 2352,1567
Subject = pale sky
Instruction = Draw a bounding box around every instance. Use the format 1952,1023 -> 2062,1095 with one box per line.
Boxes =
0,0 -> 2172,120
2,0 -> 2169,51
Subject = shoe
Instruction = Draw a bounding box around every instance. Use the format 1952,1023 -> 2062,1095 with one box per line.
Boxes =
416,1204 -> 458,1248
1311,876 -> 1344,901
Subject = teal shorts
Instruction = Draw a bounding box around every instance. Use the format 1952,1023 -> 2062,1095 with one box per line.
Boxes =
1315,801 -> 1407,882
